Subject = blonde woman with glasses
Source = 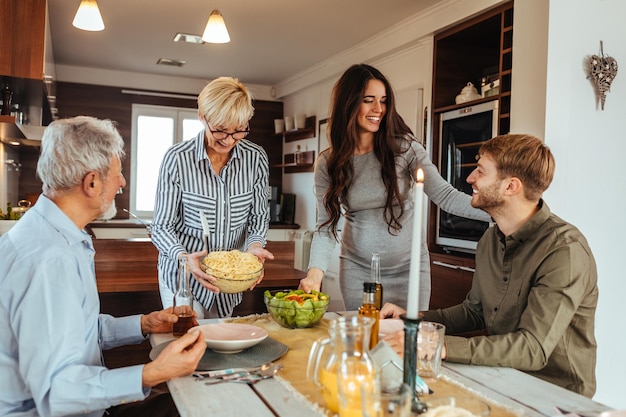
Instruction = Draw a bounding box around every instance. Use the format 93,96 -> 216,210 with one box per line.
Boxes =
152,77 -> 274,319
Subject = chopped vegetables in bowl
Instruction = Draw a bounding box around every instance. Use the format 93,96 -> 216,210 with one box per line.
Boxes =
263,289 -> 330,328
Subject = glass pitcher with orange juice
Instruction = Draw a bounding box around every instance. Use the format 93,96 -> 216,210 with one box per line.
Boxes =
306,315 -> 378,416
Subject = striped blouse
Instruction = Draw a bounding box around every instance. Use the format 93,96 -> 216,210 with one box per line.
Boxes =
151,130 -> 270,317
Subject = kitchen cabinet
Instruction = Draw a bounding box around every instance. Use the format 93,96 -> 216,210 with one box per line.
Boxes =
0,0 -> 54,126
0,0 -> 46,79
429,252 -> 475,310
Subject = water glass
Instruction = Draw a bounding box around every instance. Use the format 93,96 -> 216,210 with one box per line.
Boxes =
362,383 -> 412,417
417,321 -> 446,378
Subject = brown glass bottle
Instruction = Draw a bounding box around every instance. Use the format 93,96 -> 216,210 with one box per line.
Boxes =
371,252 -> 383,310
358,282 -> 380,349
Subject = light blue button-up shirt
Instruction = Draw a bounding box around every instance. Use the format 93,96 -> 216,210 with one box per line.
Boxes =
0,195 -> 149,417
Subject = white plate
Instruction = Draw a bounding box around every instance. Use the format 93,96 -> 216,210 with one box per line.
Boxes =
379,319 -> 404,336
194,323 -> 268,354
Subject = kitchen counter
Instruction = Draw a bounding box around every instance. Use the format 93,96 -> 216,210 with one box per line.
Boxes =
93,239 -> 305,301
87,220 -> 300,240
88,219 -> 300,228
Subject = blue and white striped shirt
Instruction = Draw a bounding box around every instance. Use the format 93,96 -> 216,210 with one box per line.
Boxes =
151,130 -> 270,317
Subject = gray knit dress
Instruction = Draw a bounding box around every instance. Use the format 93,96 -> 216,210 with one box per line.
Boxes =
308,138 -> 491,311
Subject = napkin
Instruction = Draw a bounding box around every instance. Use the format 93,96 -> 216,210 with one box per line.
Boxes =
371,340 -> 430,394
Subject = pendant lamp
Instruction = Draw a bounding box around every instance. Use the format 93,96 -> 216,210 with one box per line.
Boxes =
73,0 -> 105,31
202,9 -> 230,43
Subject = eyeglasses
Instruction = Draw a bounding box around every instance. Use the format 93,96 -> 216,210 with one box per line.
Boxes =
208,125 -> 250,140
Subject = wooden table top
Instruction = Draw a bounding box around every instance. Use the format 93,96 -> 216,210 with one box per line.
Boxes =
150,315 -> 613,417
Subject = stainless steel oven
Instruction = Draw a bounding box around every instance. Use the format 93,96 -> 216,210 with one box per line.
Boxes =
436,100 -> 498,252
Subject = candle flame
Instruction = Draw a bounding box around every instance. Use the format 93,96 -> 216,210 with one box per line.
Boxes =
416,168 -> 424,183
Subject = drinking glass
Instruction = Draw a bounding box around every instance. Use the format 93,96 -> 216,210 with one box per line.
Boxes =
417,321 -> 446,378
362,382 -> 412,417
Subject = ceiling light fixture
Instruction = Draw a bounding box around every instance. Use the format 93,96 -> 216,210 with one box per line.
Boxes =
202,9 -> 230,44
157,58 -> 186,67
72,0 -> 105,31
173,33 -> 205,45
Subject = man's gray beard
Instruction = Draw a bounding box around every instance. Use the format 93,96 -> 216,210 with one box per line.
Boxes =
97,200 -> 118,221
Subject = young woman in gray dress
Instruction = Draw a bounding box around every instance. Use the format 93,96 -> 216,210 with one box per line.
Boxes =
299,64 -> 491,311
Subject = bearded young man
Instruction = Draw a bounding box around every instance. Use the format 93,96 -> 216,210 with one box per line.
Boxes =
381,134 -> 598,397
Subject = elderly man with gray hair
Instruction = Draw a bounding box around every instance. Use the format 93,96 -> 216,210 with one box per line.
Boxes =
0,116 -> 205,417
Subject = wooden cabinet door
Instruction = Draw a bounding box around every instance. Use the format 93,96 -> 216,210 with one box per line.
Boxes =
429,253 -> 475,310
0,0 -> 46,79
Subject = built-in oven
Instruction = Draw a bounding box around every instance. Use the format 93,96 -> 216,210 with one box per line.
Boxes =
435,100 -> 498,253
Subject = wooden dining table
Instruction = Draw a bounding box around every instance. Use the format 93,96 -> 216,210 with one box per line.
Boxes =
149,313 -> 612,417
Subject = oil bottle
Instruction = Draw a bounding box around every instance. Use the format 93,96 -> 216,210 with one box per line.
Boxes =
358,281 -> 380,349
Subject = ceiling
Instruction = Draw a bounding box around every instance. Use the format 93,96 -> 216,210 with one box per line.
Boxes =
48,0 -> 440,87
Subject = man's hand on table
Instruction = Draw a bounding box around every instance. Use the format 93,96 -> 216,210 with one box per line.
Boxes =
142,329 -> 206,387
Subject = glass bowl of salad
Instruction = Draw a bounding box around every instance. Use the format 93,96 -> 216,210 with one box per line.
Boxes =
263,289 -> 330,328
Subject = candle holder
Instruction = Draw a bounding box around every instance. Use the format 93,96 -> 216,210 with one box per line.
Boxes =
401,314 -> 428,414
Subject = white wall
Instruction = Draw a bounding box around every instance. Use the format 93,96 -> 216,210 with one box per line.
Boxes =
543,0 -> 625,408
280,0 -> 626,408
511,0 -> 625,407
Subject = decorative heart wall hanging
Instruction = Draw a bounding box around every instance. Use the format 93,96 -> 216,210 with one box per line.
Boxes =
589,41 -> 618,110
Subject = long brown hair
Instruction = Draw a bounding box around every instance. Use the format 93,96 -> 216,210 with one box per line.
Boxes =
322,64 -> 414,238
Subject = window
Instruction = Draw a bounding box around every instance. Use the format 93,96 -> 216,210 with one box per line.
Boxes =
130,104 -> 203,217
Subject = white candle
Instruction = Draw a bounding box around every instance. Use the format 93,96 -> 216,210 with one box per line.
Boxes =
407,168 -> 424,319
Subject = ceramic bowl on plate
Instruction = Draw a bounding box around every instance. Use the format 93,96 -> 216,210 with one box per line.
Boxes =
194,323 -> 268,354
200,250 -> 263,293
425,396 -> 491,417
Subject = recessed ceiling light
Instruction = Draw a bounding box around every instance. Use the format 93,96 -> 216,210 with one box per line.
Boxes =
173,33 -> 205,44
156,58 -> 186,67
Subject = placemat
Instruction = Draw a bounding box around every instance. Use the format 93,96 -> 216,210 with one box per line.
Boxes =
227,314 -> 523,417
149,336 -> 288,371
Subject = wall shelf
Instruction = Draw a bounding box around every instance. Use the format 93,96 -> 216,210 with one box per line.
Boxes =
275,116 -> 317,142
273,150 -> 315,173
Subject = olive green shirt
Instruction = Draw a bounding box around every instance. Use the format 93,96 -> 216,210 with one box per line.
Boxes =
422,200 -> 598,397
